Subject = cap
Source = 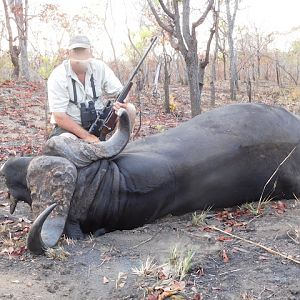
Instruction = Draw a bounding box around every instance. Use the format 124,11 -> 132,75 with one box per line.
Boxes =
68,35 -> 91,50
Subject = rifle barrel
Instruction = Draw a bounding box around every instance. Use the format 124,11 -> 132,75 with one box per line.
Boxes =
127,36 -> 158,83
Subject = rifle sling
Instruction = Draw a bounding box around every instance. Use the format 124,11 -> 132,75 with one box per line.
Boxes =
69,74 -> 97,106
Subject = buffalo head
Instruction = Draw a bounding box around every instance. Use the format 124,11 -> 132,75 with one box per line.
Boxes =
0,108 -> 131,254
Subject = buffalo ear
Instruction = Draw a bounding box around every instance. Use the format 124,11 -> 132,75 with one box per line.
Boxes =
26,156 -> 77,255
0,157 -> 33,213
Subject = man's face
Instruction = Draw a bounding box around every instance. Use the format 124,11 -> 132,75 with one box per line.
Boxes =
69,48 -> 93,74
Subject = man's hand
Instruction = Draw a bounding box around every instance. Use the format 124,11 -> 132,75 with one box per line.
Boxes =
53,112 -> 100,142
113,101 -> 128,112
82,134 -> 99,143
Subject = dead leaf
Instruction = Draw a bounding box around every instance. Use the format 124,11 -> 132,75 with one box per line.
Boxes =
157,290 -> 179,300
102,276 -> 109,284
192,293 -> 203,300
258,255 -> 268,261
11,280 -> 20,284
272,200 -> 286,214
221,249 -> 229,263
147,292 -> 159,300
170,280 -> 186,291
216,236 -> 233,242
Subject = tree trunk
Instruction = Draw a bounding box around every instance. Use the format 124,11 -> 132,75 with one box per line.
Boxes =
186,55 -> 201,116
147,0 -> 214,117
199,64 -> 205,103
257,50 -> 261,79
12,0 -> 30,80
265,63 -> 269,81
227,33 -> 238,100
210,1 -> 219,108
276,61 -> 281,87
246,77 -> 252,103
104,0 -> 121,79
19,38 -> 30,80
163,57 -> 171,113
163,40 -> 171,113
296,55 -> 299,84
225,0 -> 238,101
222,52 -> 227,80
2,0 -> 20,78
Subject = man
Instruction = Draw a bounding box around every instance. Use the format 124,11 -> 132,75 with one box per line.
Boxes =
47,35 -> 136,143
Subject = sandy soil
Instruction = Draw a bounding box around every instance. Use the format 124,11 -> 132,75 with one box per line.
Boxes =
1,80 -> 300,300
1,189 -> 300,300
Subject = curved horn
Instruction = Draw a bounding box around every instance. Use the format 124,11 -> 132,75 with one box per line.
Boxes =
44,108 -> 131,167
27,203 -> 67,255
10,197 -> 17,214
0,162 -> 5,175
97,108 -> 131,158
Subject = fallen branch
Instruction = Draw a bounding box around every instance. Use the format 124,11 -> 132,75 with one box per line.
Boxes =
209,225 -> 300,265
130,228 -> 163,249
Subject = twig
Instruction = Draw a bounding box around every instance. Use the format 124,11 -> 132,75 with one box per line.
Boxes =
209,225 -> 300,265
130,236 -> 155,250
287,230 -> 300,245
287,224 -> 300,245
219,268 -> 242,276
130,228 -> 162,249
259,147 -> 296,203
246,213 -> 263,225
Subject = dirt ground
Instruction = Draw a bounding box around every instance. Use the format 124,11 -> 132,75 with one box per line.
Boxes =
1,80 -> 300,300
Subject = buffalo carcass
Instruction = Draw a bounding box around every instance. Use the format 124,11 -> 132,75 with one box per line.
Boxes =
1,103 -> 300,255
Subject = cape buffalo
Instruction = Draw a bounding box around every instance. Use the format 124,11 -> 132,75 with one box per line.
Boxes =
1,103 -> 300,255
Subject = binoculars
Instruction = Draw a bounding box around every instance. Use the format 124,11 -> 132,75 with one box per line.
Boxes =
80,101 -> 97,130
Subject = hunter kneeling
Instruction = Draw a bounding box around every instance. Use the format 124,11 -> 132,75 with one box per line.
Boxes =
47,35 -> 136,143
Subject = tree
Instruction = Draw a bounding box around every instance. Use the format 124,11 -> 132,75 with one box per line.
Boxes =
147,0 -> 214,117
210,0 -> 220,107
162,33 -> 171,113
102,0 -> 121,79
217,19 -> 228,81
2,0 -> 30,80
225,0 -> 239,100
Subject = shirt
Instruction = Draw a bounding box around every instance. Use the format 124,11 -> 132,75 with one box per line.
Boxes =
47,59 -> 123,125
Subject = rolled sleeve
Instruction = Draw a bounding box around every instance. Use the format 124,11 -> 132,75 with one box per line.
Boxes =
47,70 -> 69,113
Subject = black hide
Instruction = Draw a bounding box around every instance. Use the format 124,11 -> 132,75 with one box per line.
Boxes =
71,103 -> 300,235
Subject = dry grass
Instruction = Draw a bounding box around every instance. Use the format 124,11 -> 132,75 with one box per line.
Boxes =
293,193 -> 300,207
242,195 -> 274,216
62,236 -> 76,246
45,246 -> 70,261
132,246 -> 195,281
0,224 -> 8,234
131,256 -> 159,277
287,224 -> 300,244
256,147 -> 296,214
173,249 -> 195,281
191,207 -> 212,226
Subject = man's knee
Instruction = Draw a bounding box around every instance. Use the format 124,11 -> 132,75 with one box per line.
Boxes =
48,126 -> 68,139
48,127 -> 78,141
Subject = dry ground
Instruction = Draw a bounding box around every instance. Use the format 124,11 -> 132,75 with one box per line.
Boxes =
1,80 -> 300,300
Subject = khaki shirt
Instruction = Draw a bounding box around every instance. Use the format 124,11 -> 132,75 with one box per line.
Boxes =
47,59 -> 123,125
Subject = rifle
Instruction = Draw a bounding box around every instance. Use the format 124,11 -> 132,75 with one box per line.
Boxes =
89,36 -> 158,141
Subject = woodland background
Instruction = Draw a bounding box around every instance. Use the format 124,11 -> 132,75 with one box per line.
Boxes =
1,1 -> 300,299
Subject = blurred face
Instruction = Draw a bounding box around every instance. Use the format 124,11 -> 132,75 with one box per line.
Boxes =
69,48 -> 93,73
